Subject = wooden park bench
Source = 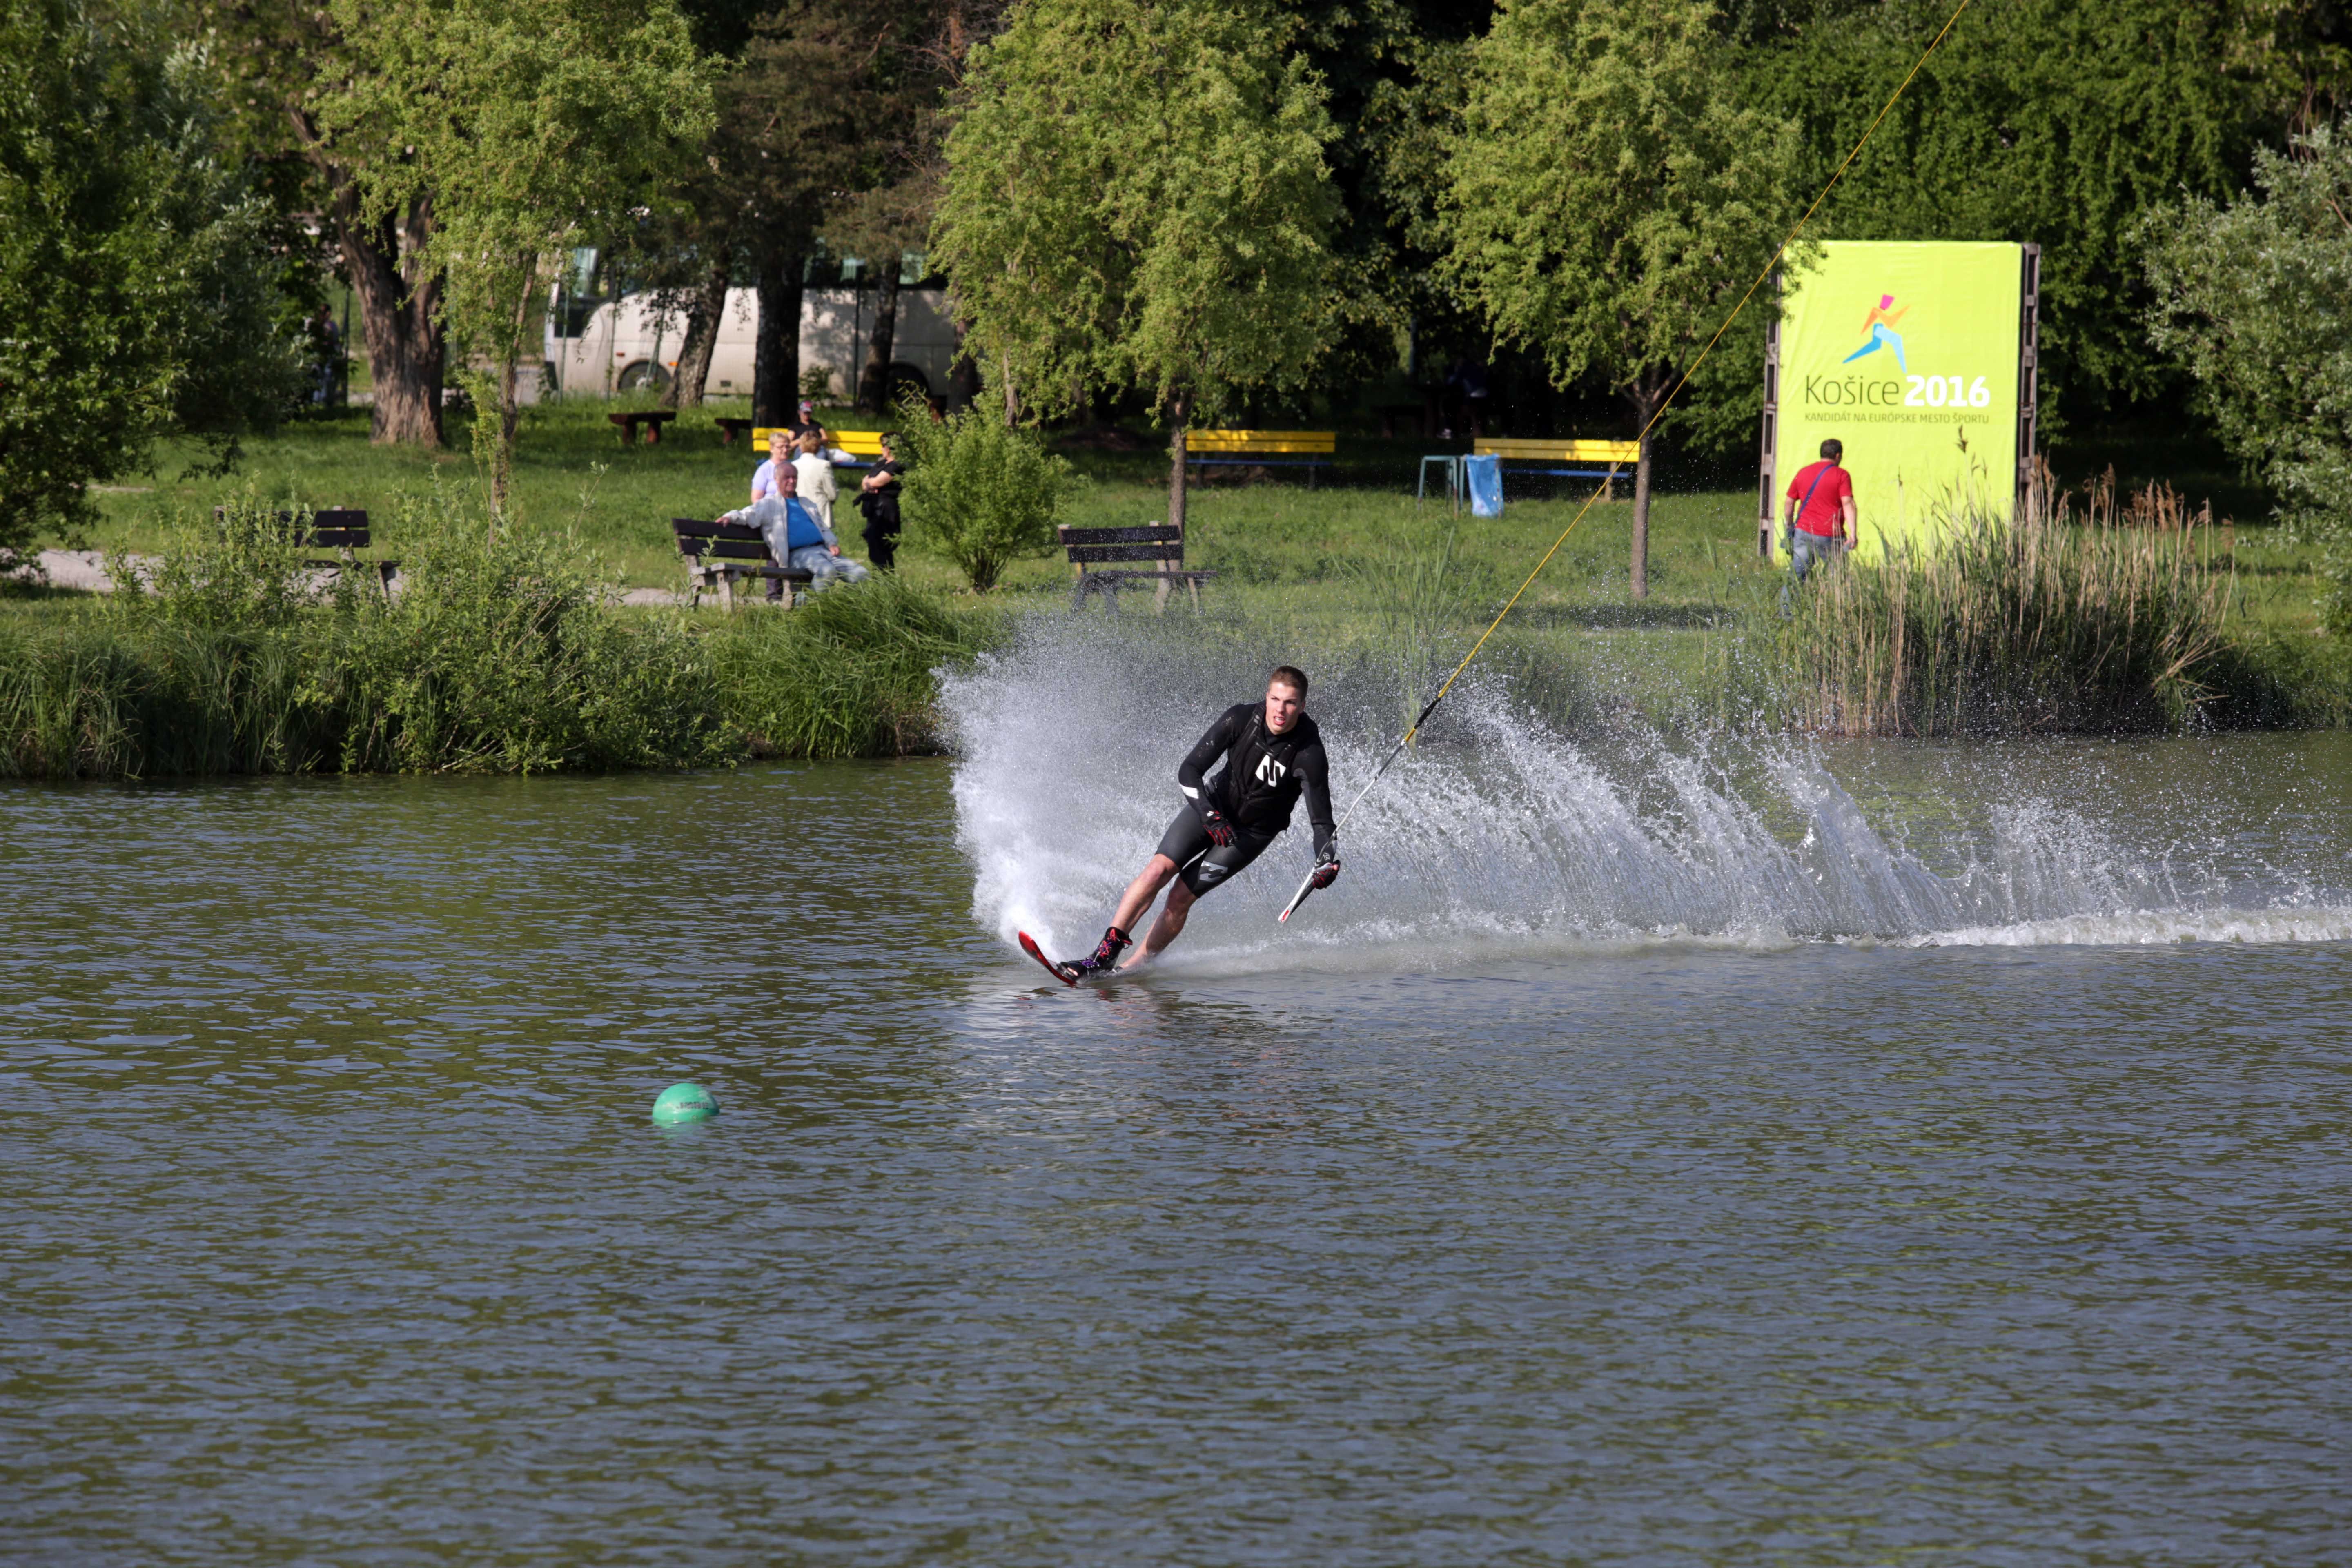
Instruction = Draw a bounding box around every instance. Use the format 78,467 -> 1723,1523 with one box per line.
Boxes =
608,410 -> 677,445
713,417 -> 755,447
1473,437 -> 1642,499
215,507 -> 396,592
1060,524 -> 1214,612
750,426 -> 885,468
1185,430 -> 1336,488
671,517 -> 817,610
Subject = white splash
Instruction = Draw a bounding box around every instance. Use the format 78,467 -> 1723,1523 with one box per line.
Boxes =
941,618 -> 2352,967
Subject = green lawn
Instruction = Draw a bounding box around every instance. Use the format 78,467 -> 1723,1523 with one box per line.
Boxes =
66,394 -> 2335,655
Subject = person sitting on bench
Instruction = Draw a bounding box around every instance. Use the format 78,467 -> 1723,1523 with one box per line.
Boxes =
722,464 -> 869,594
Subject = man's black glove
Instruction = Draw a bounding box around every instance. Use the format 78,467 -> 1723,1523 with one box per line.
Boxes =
1201,808 -> 1236,849
1310,849 -> 1340,890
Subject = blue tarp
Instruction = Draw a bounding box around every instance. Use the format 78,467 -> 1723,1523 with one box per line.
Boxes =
1464,454 -> 1503,517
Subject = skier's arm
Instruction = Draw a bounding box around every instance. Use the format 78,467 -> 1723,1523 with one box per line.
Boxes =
1176,708 -> 1241,822
1298,738 -> 1336,861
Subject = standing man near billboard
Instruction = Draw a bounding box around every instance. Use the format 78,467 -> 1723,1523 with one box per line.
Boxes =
1781,437 -> 1855,611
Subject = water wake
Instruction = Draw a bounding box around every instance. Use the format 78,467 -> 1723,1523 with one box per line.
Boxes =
942,618 -> 2352,969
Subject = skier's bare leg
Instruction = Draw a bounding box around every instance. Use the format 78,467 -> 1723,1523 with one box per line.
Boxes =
1110,855 -> 1179,938
1121,878 -> 1197,969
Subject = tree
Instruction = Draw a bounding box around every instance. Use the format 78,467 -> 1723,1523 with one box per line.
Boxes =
324,0 -> 712,518
932,0 -> 1339,536
191,0 -> 452,446
1732,0 -> 2277,432
0,0 -> 303,555
2140,122 -> 2352,620
1443,0 -> 1804,597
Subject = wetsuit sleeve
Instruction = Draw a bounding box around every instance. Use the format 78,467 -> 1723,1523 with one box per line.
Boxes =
1177,706 -> 1244,821
1298,737 -> 1335,859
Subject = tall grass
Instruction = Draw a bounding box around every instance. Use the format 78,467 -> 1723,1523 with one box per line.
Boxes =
0,497 -> 994,779
1775,473 -> 2244,735
704,572 -> 1003,757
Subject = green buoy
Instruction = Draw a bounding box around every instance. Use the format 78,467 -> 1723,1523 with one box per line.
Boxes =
651,1081 -> 719,1125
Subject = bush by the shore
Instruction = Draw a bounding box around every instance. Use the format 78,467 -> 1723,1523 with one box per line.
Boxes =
0,499 -> 996,780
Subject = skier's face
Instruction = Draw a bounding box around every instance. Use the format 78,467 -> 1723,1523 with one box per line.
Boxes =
1264,679 -> 1303,734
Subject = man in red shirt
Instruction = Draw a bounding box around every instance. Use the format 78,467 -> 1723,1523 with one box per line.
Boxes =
1782,437 -> 1855,611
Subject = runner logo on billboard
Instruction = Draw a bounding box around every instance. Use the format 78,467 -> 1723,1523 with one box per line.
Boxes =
1804,288 -> 1992,410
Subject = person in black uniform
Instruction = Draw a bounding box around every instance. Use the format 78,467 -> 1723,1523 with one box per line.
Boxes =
855,431 -> 905,570
1065,666 -> 1341,975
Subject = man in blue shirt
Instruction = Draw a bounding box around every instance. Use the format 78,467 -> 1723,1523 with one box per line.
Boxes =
723,464 -> 868,593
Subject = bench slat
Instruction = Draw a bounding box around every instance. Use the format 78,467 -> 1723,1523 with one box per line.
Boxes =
672,518 -> 767,541
1060,525 -> 1181,545
680,540 -> 775,561
1067,543 -> 1188,564
1187,429 -> 1336,454
305,528 -> 369,548
697,564 -> 815,581
751,426 -> 888,457
1475,438 -> 1639,461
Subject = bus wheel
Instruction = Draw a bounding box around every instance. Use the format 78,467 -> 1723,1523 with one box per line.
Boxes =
617,361 -> 672,392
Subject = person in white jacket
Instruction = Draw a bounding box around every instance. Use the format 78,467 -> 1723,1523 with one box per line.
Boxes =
791,428 -> 841,537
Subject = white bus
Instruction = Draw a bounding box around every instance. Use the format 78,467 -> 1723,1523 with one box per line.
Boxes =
544,263 -> 959,403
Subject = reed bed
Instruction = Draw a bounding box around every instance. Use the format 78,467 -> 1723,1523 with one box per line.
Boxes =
1776,472 -> 2243,735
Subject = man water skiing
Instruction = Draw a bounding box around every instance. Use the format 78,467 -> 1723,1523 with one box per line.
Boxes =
1022,666 -> 1340,982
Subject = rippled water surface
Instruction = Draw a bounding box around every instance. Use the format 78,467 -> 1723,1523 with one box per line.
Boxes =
6,734 -> 2352,1565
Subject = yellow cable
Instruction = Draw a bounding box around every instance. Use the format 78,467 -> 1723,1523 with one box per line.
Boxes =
1402,0 -> 1978,746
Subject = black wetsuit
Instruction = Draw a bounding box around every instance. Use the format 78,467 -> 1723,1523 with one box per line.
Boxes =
1154,702 -> 1336,896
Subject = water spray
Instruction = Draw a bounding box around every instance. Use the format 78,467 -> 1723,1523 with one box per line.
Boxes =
1278,0 -> 1980,927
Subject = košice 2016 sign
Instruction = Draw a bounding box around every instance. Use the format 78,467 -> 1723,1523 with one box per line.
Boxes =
1761,240 -> 2039,563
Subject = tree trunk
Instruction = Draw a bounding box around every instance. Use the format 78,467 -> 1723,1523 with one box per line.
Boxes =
490,258 -> 534,531
947,313 -> 982,412
336,189 -> 445,448
752,250 -> 804,426
663,258 -> 731,410
294,111 -> 445,448
1630,428 -> 1653,600
1166,392 -> 1191,536
1164,392 -> 1191,612
856,254 -> 903,412
1628,367 -> 1669,601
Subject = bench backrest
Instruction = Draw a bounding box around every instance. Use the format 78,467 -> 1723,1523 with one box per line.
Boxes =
751,426 -> 888,459
216,507 -> 371,548
1188,429 -> 1336,456
1474,438 -> 1639,463
1059,524 -> 1184,565
672,517 -> 773,563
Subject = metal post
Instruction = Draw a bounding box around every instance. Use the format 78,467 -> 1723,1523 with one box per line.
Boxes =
2017,243 -> 2041,519
1757,271 -> 1782,557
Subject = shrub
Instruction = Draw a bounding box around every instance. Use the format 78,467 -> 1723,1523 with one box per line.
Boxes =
0,492 -> 739,777
703,570 -> 1000,757
895,400 -> 1074,592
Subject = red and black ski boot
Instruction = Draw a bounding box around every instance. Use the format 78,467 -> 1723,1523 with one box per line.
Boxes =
1071,925 -> 1131,976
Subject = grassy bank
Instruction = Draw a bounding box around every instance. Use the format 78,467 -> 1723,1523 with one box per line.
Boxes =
0,500 -> 999,780
6,401 -> 2343,777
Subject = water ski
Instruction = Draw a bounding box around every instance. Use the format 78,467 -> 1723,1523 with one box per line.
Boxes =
1017,930 -> 1080,987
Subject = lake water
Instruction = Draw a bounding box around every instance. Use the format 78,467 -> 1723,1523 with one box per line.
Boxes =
7,706 -> 2352,1561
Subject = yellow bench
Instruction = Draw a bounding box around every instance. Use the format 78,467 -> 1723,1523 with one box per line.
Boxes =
1474,437 -> 1640,497
750,427 -> 888,465
1185,429 -> 1336,488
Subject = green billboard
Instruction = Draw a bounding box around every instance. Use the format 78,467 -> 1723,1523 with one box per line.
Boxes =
1766,240 -> 2033,562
